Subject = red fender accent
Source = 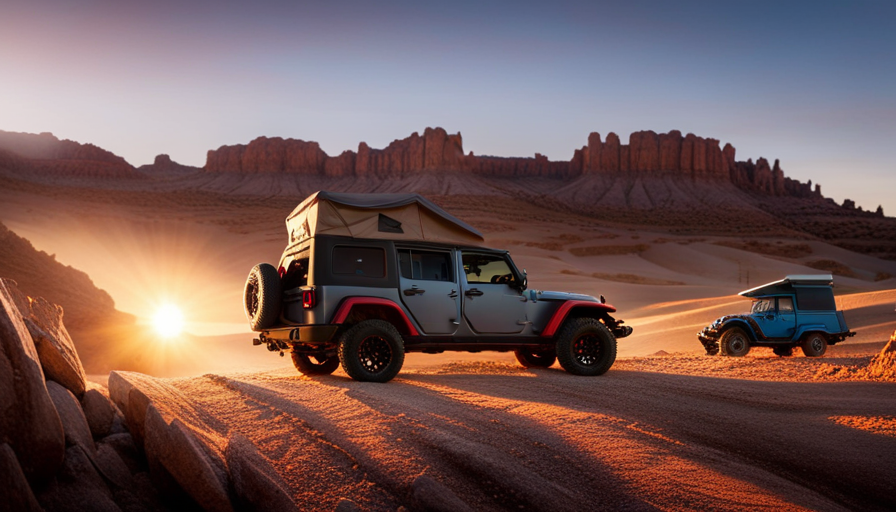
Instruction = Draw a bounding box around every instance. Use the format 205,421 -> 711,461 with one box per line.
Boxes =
541,301 -> 617,338
330,297 -> 420,336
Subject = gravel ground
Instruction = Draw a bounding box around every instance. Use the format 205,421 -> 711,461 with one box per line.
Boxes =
167,349 -> 896,511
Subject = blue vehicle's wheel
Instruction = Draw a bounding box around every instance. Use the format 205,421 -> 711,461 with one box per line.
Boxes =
555,318 -> 616,376
801,333 -> 828,357
720,327 -> 751,357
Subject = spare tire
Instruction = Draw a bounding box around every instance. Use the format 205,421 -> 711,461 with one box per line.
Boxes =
244,263 -> 281,331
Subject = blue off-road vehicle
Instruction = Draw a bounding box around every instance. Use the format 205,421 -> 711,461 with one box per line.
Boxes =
698,274 -> 855,357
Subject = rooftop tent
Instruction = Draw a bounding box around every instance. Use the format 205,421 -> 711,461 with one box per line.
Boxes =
738,274 -> 834,298
285,191 -> 484,246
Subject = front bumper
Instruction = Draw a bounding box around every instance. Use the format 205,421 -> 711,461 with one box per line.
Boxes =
697,327 -> 720,353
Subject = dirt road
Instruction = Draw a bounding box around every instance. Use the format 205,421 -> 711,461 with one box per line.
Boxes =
169,360 -> 896,511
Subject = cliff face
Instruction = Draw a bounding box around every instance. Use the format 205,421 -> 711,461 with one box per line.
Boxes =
203,127 -> 819,199
0,130 -> 139,178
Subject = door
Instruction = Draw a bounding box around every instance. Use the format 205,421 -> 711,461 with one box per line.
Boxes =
460,251 -> 526,334
397,248 -> 459,334
753,297 -> 796,339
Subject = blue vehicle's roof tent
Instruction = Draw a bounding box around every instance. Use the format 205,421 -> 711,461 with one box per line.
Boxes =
739,274 -> 834,298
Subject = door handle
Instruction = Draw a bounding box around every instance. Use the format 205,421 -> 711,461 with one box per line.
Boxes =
403,288 -> 425,296
465,288 -> 484,297
448,289 -> 458,298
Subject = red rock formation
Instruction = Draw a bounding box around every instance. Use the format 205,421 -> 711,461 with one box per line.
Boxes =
138,154 -> 199,174
601,132 -> 621,172
0,130 -> 137,178
659,131 -> 682,171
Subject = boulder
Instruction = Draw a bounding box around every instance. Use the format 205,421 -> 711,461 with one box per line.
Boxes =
334,498 -> 362,512
225,433 -> 297,512
46,381 -> 96,455
144,405 -> 232,512
0,443 -> 43,512
0,279 -> 65,482
22,297 -> 86,398
35,445 -> 120,512
410,475 -> 472,512
93,442 -> 134,490
82,385 -> 120,440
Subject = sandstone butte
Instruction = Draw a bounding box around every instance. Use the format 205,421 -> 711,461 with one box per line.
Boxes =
203,127 -> 820,198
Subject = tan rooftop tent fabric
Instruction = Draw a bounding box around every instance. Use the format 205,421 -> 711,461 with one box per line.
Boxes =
285,191 -> 484,246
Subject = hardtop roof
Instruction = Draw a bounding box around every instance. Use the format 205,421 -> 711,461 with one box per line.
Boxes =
738,274 -> 834,298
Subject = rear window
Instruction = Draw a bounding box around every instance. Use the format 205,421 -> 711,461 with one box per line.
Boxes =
332,246 -> 386,278
795,287 -> 836,311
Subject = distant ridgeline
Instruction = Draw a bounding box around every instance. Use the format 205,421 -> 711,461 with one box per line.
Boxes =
0,127 -> 881,212
202,127 -> 820,200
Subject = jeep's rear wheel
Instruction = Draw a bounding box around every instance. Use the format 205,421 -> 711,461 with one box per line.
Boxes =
555,318 -> 616,376
801,333 -> 828,357
291,351 -> 340,376
514,348 -> 557,368
244,263 -> 282,331
338,320 -> 405,382
772,346 -> 794,357
720,327 -> 751,357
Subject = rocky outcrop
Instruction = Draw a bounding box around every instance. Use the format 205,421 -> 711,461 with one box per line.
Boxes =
226,433 -> 298,511
22,296 -> 87,398
0,443 -> 43,512
46,381 -> 96,455
137,154 -> 200,174
0,279 -> 65,483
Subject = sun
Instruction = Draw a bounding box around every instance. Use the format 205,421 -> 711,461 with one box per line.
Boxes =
153,304 -> 185,338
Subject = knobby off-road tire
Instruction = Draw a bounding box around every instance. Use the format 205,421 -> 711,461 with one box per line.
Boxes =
801,333 -> 828,357
720,327 -> 751,357
514,348 -> 557,368
291,352 -> 340,376
772,346 -> 794,357
338,320 -> 405,383
244,263 -> 281,331
555,318 -> 617,376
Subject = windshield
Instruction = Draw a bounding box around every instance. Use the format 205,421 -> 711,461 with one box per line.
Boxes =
751,298 -> 773,314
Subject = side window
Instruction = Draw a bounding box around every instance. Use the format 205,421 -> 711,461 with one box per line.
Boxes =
751,299 -> 773,314
778,297 -> 794,313
332,246 -> 386,278
397,249 -> 453,282
462,252 -> 516,285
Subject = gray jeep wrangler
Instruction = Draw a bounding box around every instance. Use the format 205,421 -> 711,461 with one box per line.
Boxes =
244,191 -> 633,382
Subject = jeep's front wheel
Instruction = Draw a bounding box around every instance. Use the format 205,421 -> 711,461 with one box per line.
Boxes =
555,318 -> 617,376
244,263 -> 282,331
338,320 -> 405,382
514,348 -> 557,368
801,333 -> 828,357
720,327 -> 751,357
291,352 -> 340,376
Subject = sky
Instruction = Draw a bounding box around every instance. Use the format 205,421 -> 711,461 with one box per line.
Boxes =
1,0 -> 894,213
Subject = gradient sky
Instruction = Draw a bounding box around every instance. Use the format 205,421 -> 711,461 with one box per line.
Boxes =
1,0 -> 894,213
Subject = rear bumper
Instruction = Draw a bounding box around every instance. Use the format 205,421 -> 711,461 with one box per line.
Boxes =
259,325 -> 339,343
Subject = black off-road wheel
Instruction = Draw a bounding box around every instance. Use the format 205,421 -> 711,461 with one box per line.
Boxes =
244,263 -> 282,331
514,348 -> 557,368
555,318 -> 617,376
772,346 -> 794,357
291,351 -> 340,376
801,333 -> 828,357
720,327 -> 751,357
338,320 -> 405,383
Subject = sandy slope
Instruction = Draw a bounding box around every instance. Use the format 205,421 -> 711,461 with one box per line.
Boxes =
168,357 -> 896,511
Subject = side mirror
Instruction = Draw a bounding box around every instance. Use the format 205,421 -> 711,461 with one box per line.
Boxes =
520,269 -> 528,291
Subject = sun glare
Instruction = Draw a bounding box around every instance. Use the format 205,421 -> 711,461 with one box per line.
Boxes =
153,304 -> 185,338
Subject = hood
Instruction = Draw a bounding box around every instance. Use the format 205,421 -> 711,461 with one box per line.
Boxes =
533,290 -> 600,302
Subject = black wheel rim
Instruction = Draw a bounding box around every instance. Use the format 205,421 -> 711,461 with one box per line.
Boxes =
245,275 -> 259,316
573,334 -> 601,366
730,335 -> 746,353
359,335 -> 392,374
811,337 -> 823,353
